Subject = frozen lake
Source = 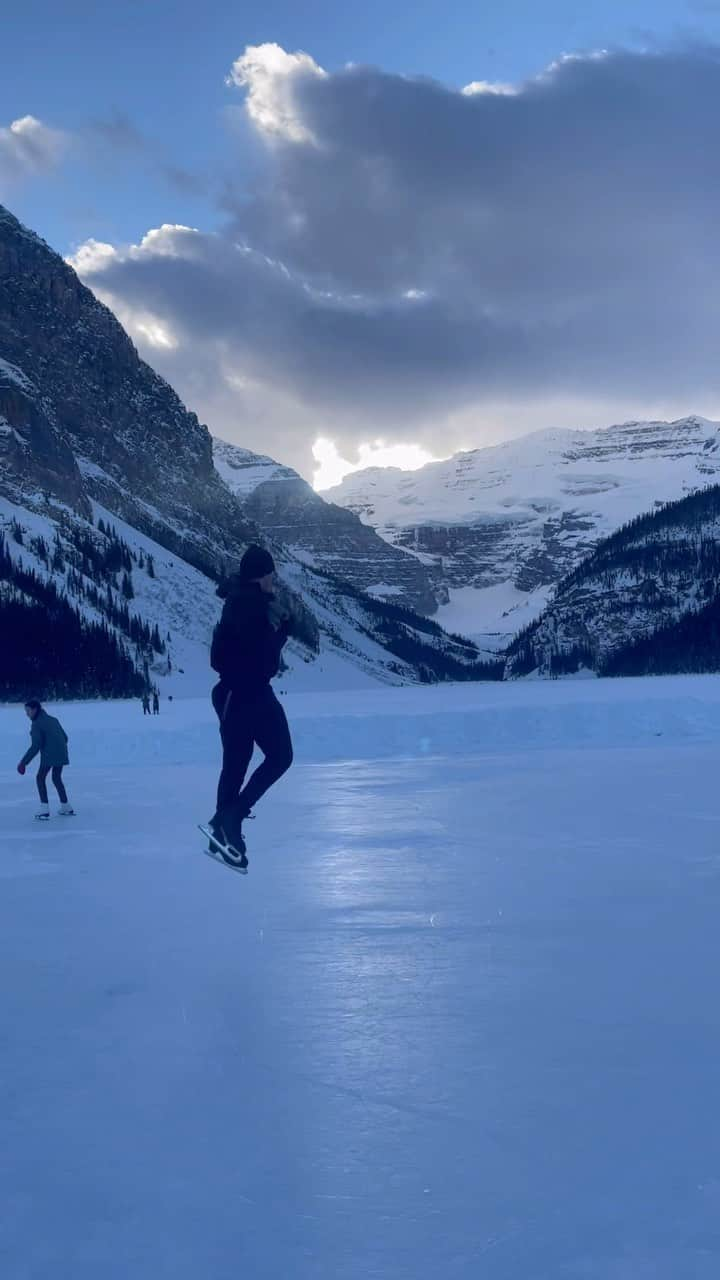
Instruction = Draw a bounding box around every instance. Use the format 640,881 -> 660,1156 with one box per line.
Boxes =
2,676 -> 720,1278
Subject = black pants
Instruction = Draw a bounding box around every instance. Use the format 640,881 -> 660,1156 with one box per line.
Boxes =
37,765 -> 67,805
213,683 -> 293,819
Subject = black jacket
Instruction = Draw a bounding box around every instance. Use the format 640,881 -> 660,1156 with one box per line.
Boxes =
211,578 -> 290,693
20,710 -> 69,768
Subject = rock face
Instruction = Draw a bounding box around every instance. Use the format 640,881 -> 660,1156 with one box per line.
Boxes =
0,204 -> 259,578
325,419 -> 720,639
0,355 -> 87,512
213,439 -> 441,614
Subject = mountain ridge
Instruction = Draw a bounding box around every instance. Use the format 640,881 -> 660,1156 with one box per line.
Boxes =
213,436 -> 442,614
325,415 -> 720,642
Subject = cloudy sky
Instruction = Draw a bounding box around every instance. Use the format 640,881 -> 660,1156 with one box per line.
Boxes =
3,1 -> 720,485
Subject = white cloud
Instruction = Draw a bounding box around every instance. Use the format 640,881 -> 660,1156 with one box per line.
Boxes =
67,237 -> 181,352
132,316 -> 178,350
66,238 -> 118,275
228,42 -> 326,143
0,115 -> 67,191
461,80 -> 516,96
132,224 -> 200,258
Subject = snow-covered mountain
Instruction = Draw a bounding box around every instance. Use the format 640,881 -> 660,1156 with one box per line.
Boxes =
213,438 -> 440,614
505,484 -> 720,678
325,419 -> 720,646
0,202 -> 482,694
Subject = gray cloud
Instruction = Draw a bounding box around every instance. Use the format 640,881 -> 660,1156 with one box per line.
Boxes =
160,164 -> 208,196
74,43 -> 720,474
88,112 -> 147,151
86,113 -> 209,199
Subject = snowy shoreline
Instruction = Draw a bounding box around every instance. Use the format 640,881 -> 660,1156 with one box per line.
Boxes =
3,673 -> 720,769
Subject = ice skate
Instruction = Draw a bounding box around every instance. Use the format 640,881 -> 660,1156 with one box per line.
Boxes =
219,803 -> 250,868
199,815 -> 248,873
34,806 -> 50,821
58,804 -> 75,816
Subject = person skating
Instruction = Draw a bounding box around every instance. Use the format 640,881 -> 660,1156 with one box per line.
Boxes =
17,699 -> 74,819
207,544 -> 294,869
142,692 -> 151,715
152,690 -> 160,715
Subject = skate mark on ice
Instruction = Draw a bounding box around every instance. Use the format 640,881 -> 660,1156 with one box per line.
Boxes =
296,1070 -> 464,1125
103,981 -> 143,1000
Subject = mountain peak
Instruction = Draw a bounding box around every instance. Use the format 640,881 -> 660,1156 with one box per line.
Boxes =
325,413 -> 720,645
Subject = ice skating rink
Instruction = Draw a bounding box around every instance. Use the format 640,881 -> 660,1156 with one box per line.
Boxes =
3,676 -> 720,1279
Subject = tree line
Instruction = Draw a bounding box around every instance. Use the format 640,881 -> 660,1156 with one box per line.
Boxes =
0,534 -> 144,700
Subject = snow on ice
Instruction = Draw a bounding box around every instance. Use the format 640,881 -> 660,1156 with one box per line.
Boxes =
2,675 -> 720,1277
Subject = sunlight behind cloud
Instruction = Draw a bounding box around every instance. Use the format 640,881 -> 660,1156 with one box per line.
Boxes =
313,437 -> 446,490
228,43 -> 326,144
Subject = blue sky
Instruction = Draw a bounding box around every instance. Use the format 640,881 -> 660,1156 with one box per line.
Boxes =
3,0 -> 719,253
3,1 -> 720,482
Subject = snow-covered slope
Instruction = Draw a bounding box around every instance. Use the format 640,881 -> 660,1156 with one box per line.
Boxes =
505,484 -> 720,678
326,417 -> 720,644
212,439 -> 299,498
0,492 -> 410,697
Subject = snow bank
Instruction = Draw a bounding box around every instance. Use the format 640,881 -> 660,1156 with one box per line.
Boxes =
5,674 -> 720,772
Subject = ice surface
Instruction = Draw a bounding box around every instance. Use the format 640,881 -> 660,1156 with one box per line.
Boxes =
2,676 -> 720,1278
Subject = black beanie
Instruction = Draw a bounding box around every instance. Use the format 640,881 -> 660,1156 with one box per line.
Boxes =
239,544 -> 276,581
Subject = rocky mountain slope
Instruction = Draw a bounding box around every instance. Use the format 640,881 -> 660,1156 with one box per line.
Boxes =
213,439 -> 440,614
504,485 -> 720,678
0,205 -> 260,575
325,419 -> 720,645
0,202 -> 479,694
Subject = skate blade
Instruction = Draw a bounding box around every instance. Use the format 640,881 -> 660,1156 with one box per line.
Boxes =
197,826 -> 248,874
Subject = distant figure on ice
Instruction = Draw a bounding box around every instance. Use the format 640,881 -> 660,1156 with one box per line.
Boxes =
16,699 -> 74,820
142,692 -> 151,715
206,544 -> 294,869
152,690 -> 160,715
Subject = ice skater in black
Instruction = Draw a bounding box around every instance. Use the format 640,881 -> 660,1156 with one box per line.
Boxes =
208,545 -> 294,867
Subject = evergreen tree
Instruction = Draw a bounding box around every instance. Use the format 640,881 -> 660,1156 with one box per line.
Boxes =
0,534 -> 143,699
52,535 -> 65,574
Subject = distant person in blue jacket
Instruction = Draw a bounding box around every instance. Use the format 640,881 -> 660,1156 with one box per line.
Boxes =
17,699 -> 75,820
